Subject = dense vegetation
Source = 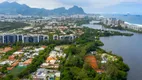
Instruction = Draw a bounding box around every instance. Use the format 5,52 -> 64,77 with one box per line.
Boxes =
0,40 -> 74,79
60,27 -> 130,80
0,44 -> 55,80
60,43 -> 102,80
1,46 -> 21,59
75,17 -> 93,26
82,27 -> 133,37
101,23 -> 142,33
0,27 -> 130,80
0,21 -> 30,31
18,44 -> 55,78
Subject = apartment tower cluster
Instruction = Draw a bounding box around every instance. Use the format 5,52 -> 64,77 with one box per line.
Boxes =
0,34 -> 77,44
0,34 -> 49,44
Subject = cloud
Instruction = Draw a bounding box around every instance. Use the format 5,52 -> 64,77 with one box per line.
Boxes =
0,0 -> 142,13
18,0 -> 65,9
0,0 -> 66,9
0,0 -> 6,3
58,0 -> 142,8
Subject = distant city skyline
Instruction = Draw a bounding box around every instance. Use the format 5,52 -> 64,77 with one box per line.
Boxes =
0,0 -> 142,14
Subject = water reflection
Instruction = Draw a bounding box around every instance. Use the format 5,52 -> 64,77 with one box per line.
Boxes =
84,24 -> 142,80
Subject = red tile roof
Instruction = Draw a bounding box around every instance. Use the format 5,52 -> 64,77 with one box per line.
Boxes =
8,55 -> 15,61
11,61 -> 19,67
0,47 -> 13,53
7,67 -> 14,71
24,59 -> 32,65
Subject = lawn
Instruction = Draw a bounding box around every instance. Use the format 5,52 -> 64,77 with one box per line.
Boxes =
9,66 -> 27,77
55,77 -> 60,80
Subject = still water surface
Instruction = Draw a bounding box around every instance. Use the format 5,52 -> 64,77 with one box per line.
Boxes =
83,24 -> 142,80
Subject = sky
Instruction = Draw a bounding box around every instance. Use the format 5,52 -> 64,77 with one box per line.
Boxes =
0,0 -> 142,14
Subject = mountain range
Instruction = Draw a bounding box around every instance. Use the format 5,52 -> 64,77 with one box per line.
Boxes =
0,2 -> 85,16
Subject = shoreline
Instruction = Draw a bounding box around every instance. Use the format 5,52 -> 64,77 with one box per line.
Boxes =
125,22 -> 142,28
100,15 -> 142,33
102,14 -> 142,27
99,22 -> 142,33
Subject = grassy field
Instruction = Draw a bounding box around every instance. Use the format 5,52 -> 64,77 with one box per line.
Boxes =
9,66 -> 27,77
0,21 -> 30,31
55,77 -> 60,80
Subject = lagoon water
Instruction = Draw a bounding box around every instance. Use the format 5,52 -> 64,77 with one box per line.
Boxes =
83,24 -> 142,80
